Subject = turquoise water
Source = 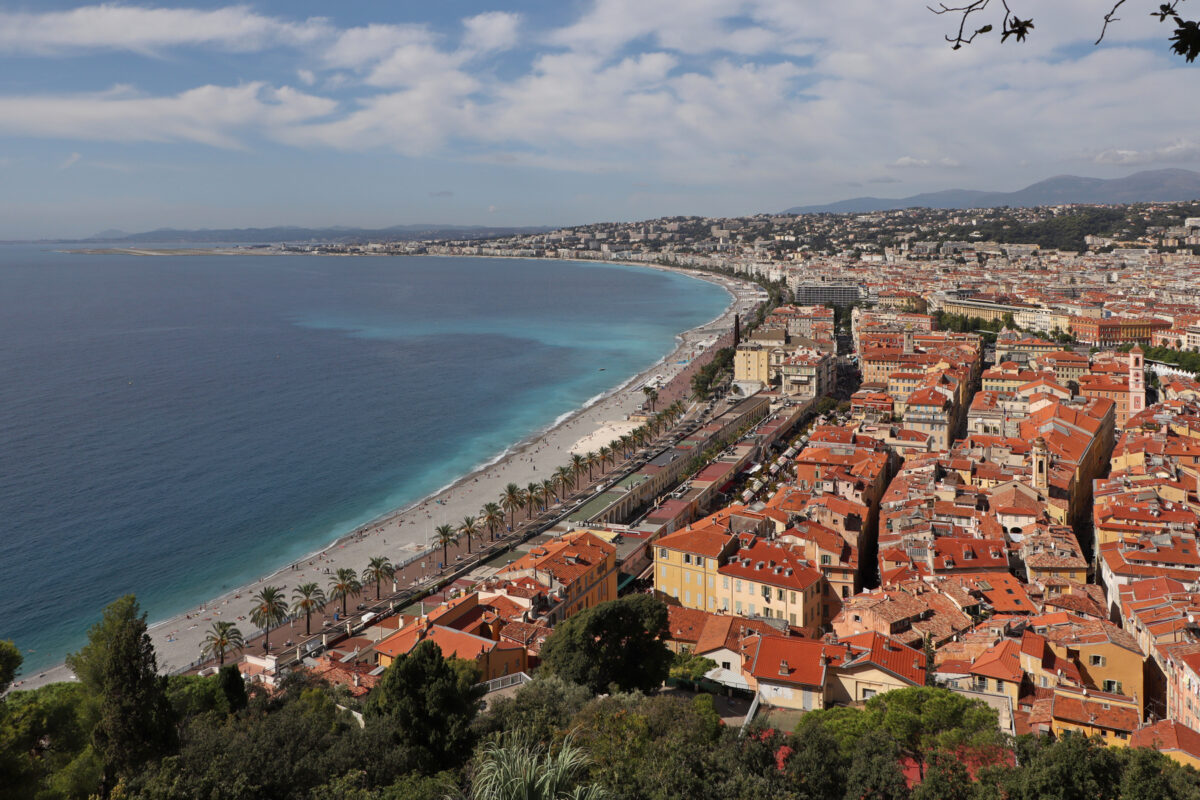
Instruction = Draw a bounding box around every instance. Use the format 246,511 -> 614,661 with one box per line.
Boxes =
0,251 -> 729,673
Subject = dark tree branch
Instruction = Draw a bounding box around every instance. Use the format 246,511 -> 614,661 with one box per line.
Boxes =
928,0 -> 997,49
930,0 -> 1196,62
1096,0 -> 1130,44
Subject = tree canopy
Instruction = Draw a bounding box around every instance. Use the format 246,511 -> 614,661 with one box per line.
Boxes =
364,639 -> 484,771
539,595 -> 672,694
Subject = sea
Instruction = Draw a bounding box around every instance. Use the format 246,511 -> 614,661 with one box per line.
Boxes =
0,247 -> 730,674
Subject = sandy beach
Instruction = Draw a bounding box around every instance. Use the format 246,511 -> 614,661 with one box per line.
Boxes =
18,261 -> 762,690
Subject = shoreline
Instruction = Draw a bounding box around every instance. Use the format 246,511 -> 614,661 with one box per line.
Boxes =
15,256 -> 759,691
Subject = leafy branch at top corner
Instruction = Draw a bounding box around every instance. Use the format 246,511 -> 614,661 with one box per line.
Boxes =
927,0 -> 1032,50
1157,3 -> 1200,62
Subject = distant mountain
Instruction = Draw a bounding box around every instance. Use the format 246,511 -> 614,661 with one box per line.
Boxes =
74,224 -> 553,244
784,168 -> 1200,214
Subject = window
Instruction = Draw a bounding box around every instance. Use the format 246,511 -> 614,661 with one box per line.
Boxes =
750,603 -> 756,615
791,591 -> 797,603
708,576 -> 714,588
736,580 -> 743,592
660,565 -> 667,578
659,548 -> 668,559
1103,680 -> 1123,694
683,571 -> 689,584
735,601 -> 743,614
790,613 -> 797,625
696,557 -> 704,568
683,554 -> 692,565
862,688 -> 876,700
747,582 -> 756,595
1090,655 -> 1107,667
722,661 -> 731,670
842,586 -> 850,598
777,588 -> 785,601
723,576 -> 730,589
821,554 -> 831,565
684,591 -> 691,604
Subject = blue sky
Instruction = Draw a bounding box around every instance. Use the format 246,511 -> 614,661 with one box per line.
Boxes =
0,1 -> 1197,238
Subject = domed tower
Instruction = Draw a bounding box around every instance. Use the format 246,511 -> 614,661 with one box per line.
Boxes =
1129,345 -> 1146,418
1032,436 -> 1049,493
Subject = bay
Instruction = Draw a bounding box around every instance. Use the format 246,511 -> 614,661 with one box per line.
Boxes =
0,249 -> 729,673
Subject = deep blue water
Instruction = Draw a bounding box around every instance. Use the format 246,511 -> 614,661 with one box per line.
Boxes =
0,249 -> 729,673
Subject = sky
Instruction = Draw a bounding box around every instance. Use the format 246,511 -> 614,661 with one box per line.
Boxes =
0,1 -> 1197,238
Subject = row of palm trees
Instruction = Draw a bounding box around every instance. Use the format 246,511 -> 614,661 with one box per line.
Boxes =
200,400 -> 689,667
200,554 -> 403,665
431,401 -> 687,570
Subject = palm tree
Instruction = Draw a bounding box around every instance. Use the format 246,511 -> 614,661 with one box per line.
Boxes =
249,586 -> 288,653
542,477 -> 558,505
633,427 -> 648,448
525,482 -> 540,517
468,736 -> 609,800
435,524 -> 456,568
482,502 -> 504,541
291,582 -> 327,636
459,515 -> 480,555
328,567 -> 362,616
502,483 -> 524,529
570,453 -> 586,485
618,434 -> 632,459
642,386 -> 659,412
362,555 -> 395,601
598,444 -> 612,471
585,450 -> 598,480
201,620 -> 245,666
555,465 -> 574,498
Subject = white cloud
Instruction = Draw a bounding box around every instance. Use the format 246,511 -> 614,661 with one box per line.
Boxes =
890,156 -> 961,169
59,152 -> 82,170
0,84 -> 336,148
461,12 -> 521,55
321,23 -> 431,70
1093,140 -> 1200,166
1,0 -> 1198,214
0,5 -> 328,55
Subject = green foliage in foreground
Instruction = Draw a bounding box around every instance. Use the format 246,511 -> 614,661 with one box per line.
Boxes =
9,597 -> 1200,800
539,595 -> 672,694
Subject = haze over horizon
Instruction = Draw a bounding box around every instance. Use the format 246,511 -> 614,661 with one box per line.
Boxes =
1,1 -> 1199,238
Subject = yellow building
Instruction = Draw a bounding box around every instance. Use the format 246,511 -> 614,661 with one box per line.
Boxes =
719,535 -> 825,633
734,344 -> 771,386
1042,620 -> 1147,717
654,525 -> 737,612
654,527 -> 827,632
1045,685 -> 1139,745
